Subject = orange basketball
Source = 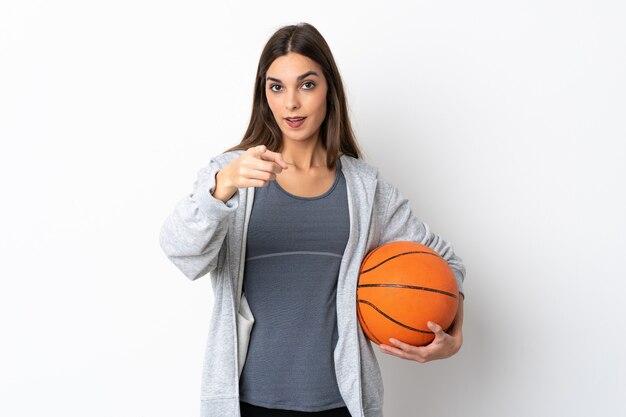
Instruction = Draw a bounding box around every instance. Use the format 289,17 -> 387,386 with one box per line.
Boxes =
357,241 -> 460,347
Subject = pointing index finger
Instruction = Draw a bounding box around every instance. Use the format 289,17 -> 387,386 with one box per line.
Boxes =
259,149 -> 289,170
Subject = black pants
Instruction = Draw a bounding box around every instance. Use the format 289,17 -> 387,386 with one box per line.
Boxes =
239,401 -> 352,417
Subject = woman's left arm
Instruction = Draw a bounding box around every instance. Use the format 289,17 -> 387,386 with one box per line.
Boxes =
377,177 -> 466,298
375,177 -> 466,362
379,296 -> 464,363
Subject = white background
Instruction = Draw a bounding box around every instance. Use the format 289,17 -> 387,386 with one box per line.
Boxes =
1,1 -> 625,416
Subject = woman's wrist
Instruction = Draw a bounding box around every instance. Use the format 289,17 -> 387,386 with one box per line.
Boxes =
211,169 -> 238,203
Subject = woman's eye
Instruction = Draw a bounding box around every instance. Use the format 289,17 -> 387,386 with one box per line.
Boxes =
269,82 -> 315,92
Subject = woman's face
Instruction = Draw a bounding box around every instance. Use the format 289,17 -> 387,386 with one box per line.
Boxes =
265,52 -> 328,146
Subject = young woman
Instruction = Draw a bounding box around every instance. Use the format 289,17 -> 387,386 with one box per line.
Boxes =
159,22 -> 466,417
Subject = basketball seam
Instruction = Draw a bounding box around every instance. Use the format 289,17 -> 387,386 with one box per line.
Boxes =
357,302 -> 382,345
358,283 -> 458,299
361,251 -> 442,274
357,299 -> 434,334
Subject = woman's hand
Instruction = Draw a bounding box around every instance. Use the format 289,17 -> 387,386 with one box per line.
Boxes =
212,145 -> 288,202
378,297 -> 464,363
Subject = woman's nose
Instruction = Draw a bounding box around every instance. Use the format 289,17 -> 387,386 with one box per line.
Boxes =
285,90 -> 300,110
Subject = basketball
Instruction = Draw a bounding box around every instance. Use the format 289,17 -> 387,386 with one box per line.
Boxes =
357,241 -> 460,347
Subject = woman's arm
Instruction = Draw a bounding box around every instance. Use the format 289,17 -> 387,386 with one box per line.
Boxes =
159,156 -> 240,281
378,176 -> 466,297
376,176 -> 466,361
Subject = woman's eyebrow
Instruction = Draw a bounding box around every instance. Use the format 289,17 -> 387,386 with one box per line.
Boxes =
266,70 -> 319,83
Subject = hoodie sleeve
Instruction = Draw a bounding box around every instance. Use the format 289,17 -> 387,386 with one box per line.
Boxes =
379,179 -> 466,299
159,155 -> 240,281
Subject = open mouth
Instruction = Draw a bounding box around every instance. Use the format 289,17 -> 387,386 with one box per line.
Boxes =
285,117 -> 306,128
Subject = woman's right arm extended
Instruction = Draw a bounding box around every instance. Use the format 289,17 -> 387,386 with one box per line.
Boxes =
158,156 -> 239,281
159,146 -> 288,281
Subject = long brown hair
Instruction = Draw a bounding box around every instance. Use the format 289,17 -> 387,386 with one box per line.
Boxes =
223,22 -> 363,168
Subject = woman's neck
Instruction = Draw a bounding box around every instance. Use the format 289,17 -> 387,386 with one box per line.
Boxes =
279,140 -> 328,171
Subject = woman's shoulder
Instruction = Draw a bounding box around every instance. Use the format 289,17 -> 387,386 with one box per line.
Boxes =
341,154 -> 392,185
339,154 -> 378,176
339,155 -> 399,202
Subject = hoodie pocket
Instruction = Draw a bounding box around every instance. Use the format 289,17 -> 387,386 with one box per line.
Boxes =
236,292 -> 255,378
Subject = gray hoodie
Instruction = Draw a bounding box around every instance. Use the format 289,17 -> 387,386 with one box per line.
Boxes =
159,149 -> 466,417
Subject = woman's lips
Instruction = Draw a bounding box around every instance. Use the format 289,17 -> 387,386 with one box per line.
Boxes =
285,117 -> 306,128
